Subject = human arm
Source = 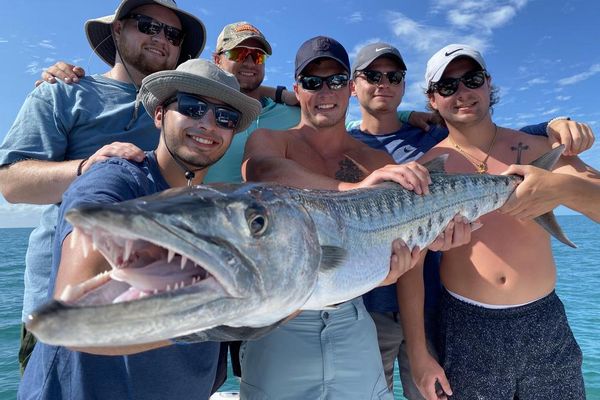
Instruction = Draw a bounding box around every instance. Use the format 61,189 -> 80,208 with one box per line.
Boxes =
379,239 -> 421,286
34,61 -> 85,86
499,157 -> 600,222
243,129 -> 432,193
0,143 -> 145,204
519,119 -> 594,156
258,85 -> 299,106
397,256 -> 452,399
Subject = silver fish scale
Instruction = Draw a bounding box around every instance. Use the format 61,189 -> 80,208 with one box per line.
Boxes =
293,173 -> 520,308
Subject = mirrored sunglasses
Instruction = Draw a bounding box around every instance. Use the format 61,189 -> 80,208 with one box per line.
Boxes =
357,69 -> 406,85
125,13 -> 184,47
221,47 -> 268,65
430,70 -> 488,97
298,74 -> 349,91
164,93 -> 241,130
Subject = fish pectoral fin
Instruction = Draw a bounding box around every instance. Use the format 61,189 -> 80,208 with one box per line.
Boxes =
319,245 -> 347,271
529,145 -> 564,170
534,211 -> 576,248
421,155 -> 448,173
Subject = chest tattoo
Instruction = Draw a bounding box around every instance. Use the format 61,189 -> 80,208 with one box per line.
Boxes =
510,142 -> 529,164
335,157 -> 364,183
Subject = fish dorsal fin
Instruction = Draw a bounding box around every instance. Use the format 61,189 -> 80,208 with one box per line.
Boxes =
319,245 -> 347,271
534,212 -> 577,248
422,154 -> 448,173
529,145 -> 564,170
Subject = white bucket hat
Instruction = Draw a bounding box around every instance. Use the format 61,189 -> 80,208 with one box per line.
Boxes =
139,59 -> 262,132
85,0 -> 206,67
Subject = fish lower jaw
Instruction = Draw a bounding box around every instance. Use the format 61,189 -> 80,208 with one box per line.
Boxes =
64,226 -> 229,305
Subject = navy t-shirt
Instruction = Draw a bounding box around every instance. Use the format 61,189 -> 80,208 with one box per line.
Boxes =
19,152 -> 219,400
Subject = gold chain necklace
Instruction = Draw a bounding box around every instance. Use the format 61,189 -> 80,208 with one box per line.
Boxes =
448,124 -> 498,174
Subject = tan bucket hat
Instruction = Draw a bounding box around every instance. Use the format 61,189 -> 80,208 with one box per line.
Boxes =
85,0 -> 206,67
139,59 -> 262,132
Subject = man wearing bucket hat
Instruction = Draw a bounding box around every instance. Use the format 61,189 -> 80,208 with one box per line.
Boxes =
399,43 -> 599,400
19,58 -> 261,400
0,0 -> 205,373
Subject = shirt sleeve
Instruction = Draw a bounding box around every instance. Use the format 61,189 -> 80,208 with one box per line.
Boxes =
55,159 -> 147,247
518,122 -> 548,137
0,84 -> 70,166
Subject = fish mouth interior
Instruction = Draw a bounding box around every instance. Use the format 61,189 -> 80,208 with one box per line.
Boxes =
63,226 -> 229,306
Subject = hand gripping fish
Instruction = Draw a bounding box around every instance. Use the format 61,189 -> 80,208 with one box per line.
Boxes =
27,146 -> 573,347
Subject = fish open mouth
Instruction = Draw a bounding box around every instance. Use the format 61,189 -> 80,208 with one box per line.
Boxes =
62,225 -> 230,306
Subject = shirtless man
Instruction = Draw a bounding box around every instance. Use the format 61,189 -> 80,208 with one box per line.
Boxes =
400,43 -> 600,400
240,35 -> 472,400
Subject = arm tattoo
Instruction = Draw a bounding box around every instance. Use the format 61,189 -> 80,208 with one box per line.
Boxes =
511,142 -> 529,164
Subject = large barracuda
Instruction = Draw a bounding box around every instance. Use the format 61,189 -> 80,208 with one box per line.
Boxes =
27,147 -> 573,347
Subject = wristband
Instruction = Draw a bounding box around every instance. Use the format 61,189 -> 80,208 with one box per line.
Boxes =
275,85 -> 286,104
546,116 -> 570,135
76,157 -> 89,176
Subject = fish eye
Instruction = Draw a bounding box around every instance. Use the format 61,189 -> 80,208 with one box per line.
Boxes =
246,210 -> 268,237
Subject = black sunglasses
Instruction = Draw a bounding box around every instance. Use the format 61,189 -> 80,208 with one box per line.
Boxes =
356,69 -> 406,85
125,13 -> 184,47
298,74 -> 349,91
164,93 -> 241,130
430,70 -> 488,97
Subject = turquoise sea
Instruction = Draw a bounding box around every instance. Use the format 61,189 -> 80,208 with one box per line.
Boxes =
0,216 -> 599,399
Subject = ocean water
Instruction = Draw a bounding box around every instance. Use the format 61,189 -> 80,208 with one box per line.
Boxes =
0,216 -> 598,399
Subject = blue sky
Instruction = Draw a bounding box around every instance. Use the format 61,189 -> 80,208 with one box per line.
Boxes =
1,0 -> 599,227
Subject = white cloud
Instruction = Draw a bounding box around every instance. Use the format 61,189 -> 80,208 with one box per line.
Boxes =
0,203 -> 44,228
0,38 -> 8,43
348,38 -> 382,59
25,61 -> 43,75
556,95 -> 571,101
38,40 -> 55,49
541,107 -> 561,116
346,12 -> 363,24
558,64 -> 600,86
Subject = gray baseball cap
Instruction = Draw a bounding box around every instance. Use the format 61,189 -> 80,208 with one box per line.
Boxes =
425,43 -> 486,87
352,42 -> 407,76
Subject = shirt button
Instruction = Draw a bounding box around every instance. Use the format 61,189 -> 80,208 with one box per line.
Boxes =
323,311 -> 329,319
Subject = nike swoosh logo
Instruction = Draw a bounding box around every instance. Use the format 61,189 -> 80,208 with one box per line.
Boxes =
402,145 -> 417,153
445,48 -> 463,56
375,47 -> 391,52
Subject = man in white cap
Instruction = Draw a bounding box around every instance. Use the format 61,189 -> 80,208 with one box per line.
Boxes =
19,59 -> 261,400
0,0 -> 205,373
348,42 -> 596,400
401,43 -> 599,400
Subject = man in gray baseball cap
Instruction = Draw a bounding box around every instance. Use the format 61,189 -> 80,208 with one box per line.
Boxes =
18,59 -> 261,400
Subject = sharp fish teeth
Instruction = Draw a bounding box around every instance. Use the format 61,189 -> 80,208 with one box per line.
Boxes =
181,256 -> 188,270
81,233 -> 89,258
91,231 -> 99,251
166,284 -> 171,291
174,282 -> 179,290
124,240 -> 133,261
70,227 -> 80,249
167,249 -> 175,263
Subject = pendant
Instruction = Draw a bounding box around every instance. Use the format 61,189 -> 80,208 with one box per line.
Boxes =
476,163 -> 487,173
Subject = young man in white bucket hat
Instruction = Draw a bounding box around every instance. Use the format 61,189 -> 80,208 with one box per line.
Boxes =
19,59 -> 261,400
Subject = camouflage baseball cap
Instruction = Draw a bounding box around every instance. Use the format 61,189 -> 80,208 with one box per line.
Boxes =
215,21 -> 272,55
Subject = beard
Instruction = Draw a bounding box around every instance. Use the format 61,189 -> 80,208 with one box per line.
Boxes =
117,37 -> 177,76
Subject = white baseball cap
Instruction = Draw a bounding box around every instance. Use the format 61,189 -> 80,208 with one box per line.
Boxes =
425,44 -> 486,88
